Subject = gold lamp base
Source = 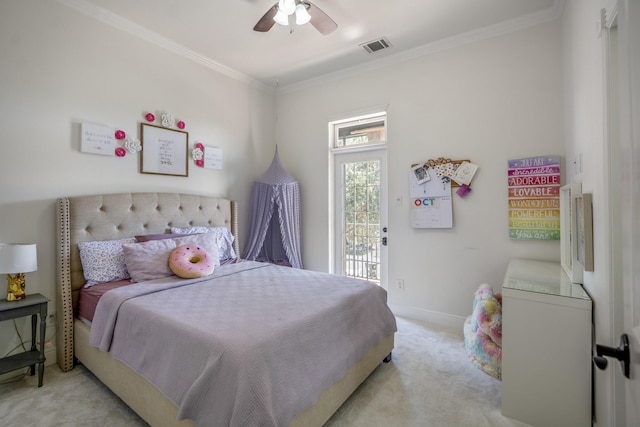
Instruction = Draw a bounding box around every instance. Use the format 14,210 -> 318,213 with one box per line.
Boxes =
6,273 -> 26,301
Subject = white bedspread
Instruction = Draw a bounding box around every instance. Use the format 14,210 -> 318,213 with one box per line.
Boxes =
89,261 -> 397,427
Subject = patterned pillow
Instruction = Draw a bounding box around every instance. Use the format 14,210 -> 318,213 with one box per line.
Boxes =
78,237 -> 137,287
122,233 -> 220,282
170,226 -> 237,261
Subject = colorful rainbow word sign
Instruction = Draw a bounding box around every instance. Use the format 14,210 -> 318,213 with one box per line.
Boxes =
508,155 -> 561,240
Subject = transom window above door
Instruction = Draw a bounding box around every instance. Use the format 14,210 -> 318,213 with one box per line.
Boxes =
332,113 -> 386,149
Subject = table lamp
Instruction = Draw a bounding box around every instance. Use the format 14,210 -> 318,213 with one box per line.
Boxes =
0,243 -> 38,301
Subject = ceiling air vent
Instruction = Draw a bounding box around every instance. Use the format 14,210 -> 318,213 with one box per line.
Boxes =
360,37 -> 392,54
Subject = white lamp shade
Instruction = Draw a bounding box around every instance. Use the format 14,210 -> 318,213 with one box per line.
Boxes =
278,0 -> 296,15
0,243 -> 38,274
295,4 -> 311,25
273,9 -> 290,26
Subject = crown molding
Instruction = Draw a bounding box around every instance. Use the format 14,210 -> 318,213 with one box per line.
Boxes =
56,0 -> 563,96
279,0 -> 565,94
56,0 -> 274,92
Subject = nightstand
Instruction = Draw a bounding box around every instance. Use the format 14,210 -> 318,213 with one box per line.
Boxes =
0,293 -> 48,387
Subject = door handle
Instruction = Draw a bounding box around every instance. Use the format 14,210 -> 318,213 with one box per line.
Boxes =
594,334 -> 630,378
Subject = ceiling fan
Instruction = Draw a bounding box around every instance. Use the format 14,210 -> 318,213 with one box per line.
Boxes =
253,0 -> 337,35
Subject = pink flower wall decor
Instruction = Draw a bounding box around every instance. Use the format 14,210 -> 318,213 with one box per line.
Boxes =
177,120 -> 186,129
115,147 -> 126,157
115,130 -> 126,140
145,113 -> 155,122
192,142 -> 205,167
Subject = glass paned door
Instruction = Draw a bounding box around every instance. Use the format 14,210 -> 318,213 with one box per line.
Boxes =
334,150 -> 387,287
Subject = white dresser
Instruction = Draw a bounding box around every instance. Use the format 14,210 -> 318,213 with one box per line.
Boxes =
501,259 -> 592,427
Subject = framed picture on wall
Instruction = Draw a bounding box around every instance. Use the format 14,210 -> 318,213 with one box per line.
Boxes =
560,182 -> 583,283
575,192 -> 594,272
140,123 -> 189,177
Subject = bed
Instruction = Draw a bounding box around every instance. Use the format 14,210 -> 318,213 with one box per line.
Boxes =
55,192 -> 396,427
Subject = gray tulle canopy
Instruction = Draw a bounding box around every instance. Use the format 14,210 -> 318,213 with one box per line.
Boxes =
242,147 -> 302,269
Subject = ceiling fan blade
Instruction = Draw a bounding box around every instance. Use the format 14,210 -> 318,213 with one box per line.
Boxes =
253,5 -> 277,32
306,1 -> 337,35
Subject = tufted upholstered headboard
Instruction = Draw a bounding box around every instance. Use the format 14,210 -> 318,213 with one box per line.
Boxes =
55,192 -> 238,371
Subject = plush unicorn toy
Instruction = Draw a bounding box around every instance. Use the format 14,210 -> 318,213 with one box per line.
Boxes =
463,283 -> 502,379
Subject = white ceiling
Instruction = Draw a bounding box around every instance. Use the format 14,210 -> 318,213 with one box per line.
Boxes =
61,0 -> 561,89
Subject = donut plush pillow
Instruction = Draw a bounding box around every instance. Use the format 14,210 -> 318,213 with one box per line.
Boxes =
169,244 -> 215,279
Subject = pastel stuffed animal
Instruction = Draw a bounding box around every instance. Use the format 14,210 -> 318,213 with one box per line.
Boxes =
463,284 -> 503,379
472,284 -> 502,346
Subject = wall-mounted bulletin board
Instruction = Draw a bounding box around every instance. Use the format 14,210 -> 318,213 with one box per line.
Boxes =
508,155 -> 561,240
408,157 -> 478,229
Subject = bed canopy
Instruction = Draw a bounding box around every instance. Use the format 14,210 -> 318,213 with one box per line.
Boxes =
243,147 -> 302,268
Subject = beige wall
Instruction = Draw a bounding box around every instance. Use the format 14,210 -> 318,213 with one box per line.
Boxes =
275,20 -> 565,326
0,0 -> 276,362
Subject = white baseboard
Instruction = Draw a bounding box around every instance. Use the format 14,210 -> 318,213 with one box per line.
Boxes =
389,304 -> 466,338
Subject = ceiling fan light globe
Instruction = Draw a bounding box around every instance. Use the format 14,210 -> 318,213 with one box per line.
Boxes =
273,9 -> 290,26
295,4 -> 311,25
278,0 -> 296,15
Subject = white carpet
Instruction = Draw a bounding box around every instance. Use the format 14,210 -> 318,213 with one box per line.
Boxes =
0,317 -> 528,426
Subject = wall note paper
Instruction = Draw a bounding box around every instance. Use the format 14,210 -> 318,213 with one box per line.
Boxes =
80,122 -> 116,156
203,146 -> 223,170
452,161 -> 478,186
507,155 -> 561,240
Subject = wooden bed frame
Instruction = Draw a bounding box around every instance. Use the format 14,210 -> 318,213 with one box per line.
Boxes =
55,192 -> 394,427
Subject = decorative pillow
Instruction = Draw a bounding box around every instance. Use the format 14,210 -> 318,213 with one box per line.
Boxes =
135,233 -> 189,242
170,226 -> 237,260
122,238 -> 176,282
169,244 -> 215,279
78,237 -> 136,287
122,233 -> 220,282
173,234 -> 220,266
